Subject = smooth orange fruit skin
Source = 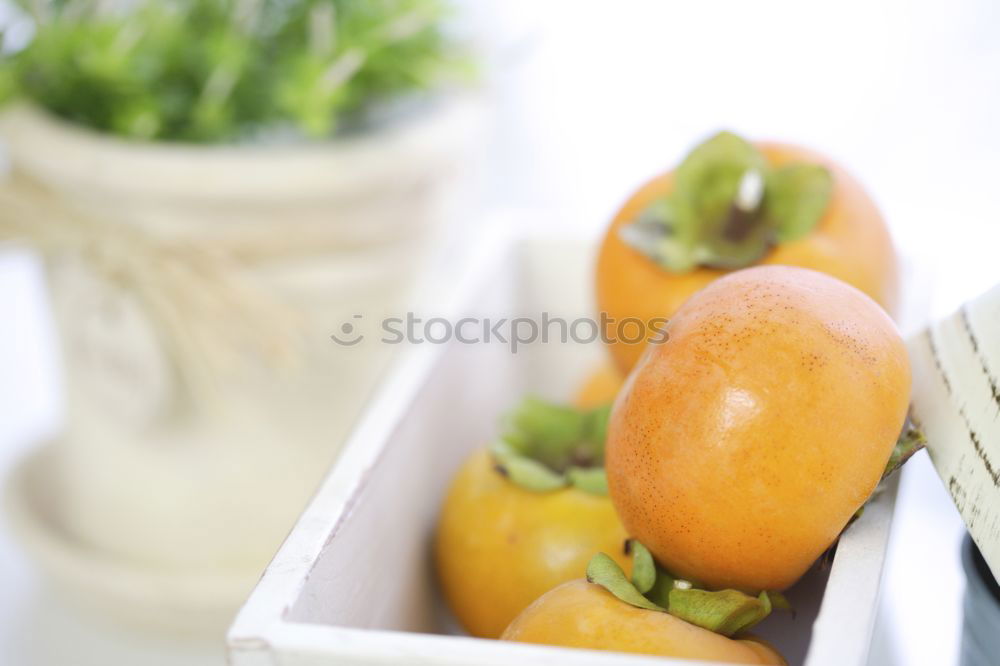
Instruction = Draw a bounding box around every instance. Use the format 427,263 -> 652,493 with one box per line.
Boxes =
605,266 -> 911,592
573,363 -> 624,408
596,142 -> 900,374
502,579 -> 785,664
434,449 -> 630,638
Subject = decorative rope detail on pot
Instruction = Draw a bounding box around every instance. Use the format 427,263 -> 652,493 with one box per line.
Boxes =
0,173 -> 306,413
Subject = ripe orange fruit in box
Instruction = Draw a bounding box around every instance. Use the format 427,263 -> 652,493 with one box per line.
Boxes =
435,391 -> 628,639
502,579 -> 784,664
435,450 -> 629,638
596,132 -> 899,374
605,266 -> 910,592
573,362 -> 624,408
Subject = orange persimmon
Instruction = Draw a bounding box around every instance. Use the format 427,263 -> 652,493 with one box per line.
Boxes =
573,362 -> 624,408
502,579 -> 785,664
597,137 -> 899,374
434,450 -> 629,638
605,266 -> 910,592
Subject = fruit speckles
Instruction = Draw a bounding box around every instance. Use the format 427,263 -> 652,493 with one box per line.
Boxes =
605,266 -> 910,592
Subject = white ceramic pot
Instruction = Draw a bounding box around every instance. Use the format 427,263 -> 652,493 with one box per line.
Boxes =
0,101 -> 478,249
0,98 -> 481,636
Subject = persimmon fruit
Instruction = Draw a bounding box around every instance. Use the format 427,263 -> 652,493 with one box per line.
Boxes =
435,450 -> 629,638
605,266 -> 911,592
597,135 -> 899,374
573,362 -> 624,408
501,579 -> 785,664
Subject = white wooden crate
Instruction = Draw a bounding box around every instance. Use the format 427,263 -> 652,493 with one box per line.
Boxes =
227,234 -> 899,666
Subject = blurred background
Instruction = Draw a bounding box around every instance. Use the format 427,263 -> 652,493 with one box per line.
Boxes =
1,1 -> 998,664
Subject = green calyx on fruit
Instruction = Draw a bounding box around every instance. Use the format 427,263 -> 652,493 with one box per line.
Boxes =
620,131 -> 833,272
843,416 -> 925,529
883,415 -> 927,479
839,416 -> 927,534
586,542 -> 791,637
490,397 -> 611,495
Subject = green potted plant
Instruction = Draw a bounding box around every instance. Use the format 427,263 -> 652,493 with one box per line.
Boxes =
0,0 -> 478,636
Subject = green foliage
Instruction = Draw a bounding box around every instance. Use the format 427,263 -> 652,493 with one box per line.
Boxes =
0,0 -> 464,142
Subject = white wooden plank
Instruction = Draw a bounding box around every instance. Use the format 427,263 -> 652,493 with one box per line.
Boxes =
909,284 -> 1000,581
